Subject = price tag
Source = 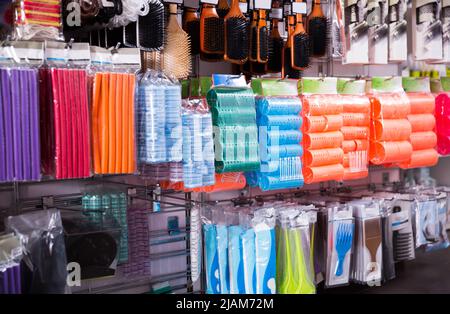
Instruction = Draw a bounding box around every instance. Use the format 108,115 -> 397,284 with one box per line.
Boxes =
200,0 -> 219,5
239,2 -> 248,12
254,0 -> 272,9
184,0 -> 200,8
163,0 -> 183,4
269,7 -> 283,19
292,2 -> 306,14
283,2 -> 292,15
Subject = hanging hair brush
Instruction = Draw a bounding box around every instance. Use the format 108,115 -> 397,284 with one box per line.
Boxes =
291,0 -> 310,69
282,15 -> 302,78
183,7 -> 200,55
138,0 -> 165,51
249,10 -> 258,62
200,2 -> 225,55
256,9 -> 269,63
224,0 -> 249,63
267,15 -> 284,72
162,4 -> 192,79
217,0 -> 231,18
307,0 -> 329,57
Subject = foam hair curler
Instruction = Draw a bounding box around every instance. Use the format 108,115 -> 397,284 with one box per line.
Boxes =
407,114 -> 436,132
399,148 -> 439,169
341,126 -> 369,140
303,148 -> 344,167
303,131 -> 343,150
370,94 -> 410,119
304,115 -> 342,132
372,119 -> 412,141
303,95 -> 343,116
410,131 -> 437,150
342,112 -> 370,126
303,163 -> 344,184
369,141 -> 413,164
407,92 -> 435,114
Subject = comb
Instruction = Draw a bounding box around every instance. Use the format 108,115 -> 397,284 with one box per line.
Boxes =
307,0 -> 329,57
183,7 -> 200,55
364,217 -> 382,276
282,16 -> 302,78
162,4 -> 192,79
291,1 -> 310,70
138,0 -> 165,51
224,0 -> 249,63
200,3 -> 225,55
267,18 -> 283,73
334,223 -> 353,276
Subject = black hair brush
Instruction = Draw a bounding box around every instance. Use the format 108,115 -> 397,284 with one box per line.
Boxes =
291,1 -> 310,69
282,15 -> 302,78
138,0 -> 165,51
200,3 -> 225,56
224,0 -> 249,63
267,17 -> 284,72
307,0 -> 329,57
183,7 -> 200,55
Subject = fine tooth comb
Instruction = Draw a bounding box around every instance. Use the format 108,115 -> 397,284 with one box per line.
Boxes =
138,0 -> 165,51
307,0 -> 329,57
282,15 -> 302,78
291,0 -> 310,70
256,9 -> 269,63
217,0 -> 230,18
200,3 -> 225,55
224,0 -> 249,63
267,17 -> 284,73
162,4 -> 192,79
183,7 -> 201,55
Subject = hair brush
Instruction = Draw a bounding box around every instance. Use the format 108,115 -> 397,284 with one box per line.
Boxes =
256,9 -> 269,63
282,15 -> 302,78
162,4 -> 192,79
224,0 -> 249,63
291,1 -> 310,70
267,17 -> 283,72
200,3 -> 225,55
183,7 -> 200,55
138,0 -> 165,51
307,0 -> 329,57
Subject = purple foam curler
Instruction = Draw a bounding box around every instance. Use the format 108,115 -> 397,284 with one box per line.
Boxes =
20,69 -> 31,180
1,69 -> 14,181
13,265 -> 21,294
1,269 -> 7,294
0,69 -> 5,181
11,69 -> 23,180
8,267 -> 15,294
28,69 -> 40,181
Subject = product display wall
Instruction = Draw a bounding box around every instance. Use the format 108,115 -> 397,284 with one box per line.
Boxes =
0,0 -> 450,296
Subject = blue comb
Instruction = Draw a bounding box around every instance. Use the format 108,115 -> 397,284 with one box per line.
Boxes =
335,223 -> 353,277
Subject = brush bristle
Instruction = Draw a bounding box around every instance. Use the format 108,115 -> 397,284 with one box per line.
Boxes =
139,0 -> 165,51
308,16 -> 329,57
186,20 -> 200,55
268,36 -> 283,72
250,25 -> 257,60
217,8 -> 229,18
258,26 -> 269,62
200,52 -> 224,61
204,17 -> 225,53
124,22 -> 137,47
251,61 -> 267,75
163,21 -> 192,79
293,32 -> 310,68
225,16 -> 249,62
283,47 -> 302,79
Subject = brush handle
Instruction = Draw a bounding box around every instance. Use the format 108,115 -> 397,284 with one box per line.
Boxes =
227,0 -> 242,16
335,255 -> 345,276
310,0 -> 324,18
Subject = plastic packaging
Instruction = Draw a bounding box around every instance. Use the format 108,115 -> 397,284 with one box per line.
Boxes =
434,92 -> 450,155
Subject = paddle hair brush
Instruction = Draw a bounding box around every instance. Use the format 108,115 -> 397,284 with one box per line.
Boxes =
200,3 -> 225,55
138,0 -> 165,51
256,9 -> 269,63
224,0 -> 249,63
267,17 -> 284,72
282,15 -> 302,78
291,1 -> 310,70
183,7 -> 200,55
162,4 -> 192,79
307,0 -> 329,57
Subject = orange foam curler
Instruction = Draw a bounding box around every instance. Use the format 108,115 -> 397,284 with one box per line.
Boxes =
303,147 -> 344,167
407,114 -> 435,132
100,72 -> 109,174
108,73 -> 117,173
122,75 -> 130,173
304,115 -> 343,132
343,168 -> 368,181
372,119 -> 411,141
303,131 -> 343,149
341,126 -> 369,140
303,163 -> 344,184
342,139 -> 369,152
343,154 -> 349,167
342,112 -> 370,126
410,131 -> 437,150
342,95 -> 370,113
369,140 -> 413,164
115,74 -> 123,174
91,73 -> 102,173
303,95 -> 343,116
407,92 -> 435,114
399,148 -> 439,169
127,74 -> 136,173
370,94 -> 410,119
203,172 -> 246,192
